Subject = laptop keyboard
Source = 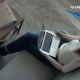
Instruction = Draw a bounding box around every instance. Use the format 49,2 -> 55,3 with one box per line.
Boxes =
42,32 -> 54,53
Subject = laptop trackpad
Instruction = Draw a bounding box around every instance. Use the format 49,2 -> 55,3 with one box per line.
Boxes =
49,48 -> 57,57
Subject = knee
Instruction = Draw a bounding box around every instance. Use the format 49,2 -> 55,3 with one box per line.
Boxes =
26,31 -> 33,36
23,31 -> 33,38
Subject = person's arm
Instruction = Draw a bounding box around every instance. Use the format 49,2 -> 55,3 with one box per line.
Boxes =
62,57 -> 80,73
55,31 -> 80,40
63,34 -> 80,40
46,55 -> 63,71
41,51 -> 80,73
40,51 -> 63,71
46,55 -> 80,73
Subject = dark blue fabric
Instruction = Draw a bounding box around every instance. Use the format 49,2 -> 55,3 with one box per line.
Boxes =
58,40 -> 64,48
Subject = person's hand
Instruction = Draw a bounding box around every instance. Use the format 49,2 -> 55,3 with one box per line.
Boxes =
40,51 -> 49,58
55,31 -> 65,38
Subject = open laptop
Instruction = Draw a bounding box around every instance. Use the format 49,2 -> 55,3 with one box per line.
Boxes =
37,24 -> 60,57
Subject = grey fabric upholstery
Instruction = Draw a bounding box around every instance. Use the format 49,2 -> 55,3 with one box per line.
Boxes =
53,68 -> 80,80
0,50 -> 59,80
0,50 -> 80,80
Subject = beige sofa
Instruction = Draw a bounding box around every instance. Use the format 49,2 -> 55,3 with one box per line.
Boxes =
0,50 -> 80,80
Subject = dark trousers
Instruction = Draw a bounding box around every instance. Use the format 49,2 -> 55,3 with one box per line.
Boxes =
5,31 -> 68,67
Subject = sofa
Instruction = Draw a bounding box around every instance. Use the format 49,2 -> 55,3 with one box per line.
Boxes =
0,50 -> 80,80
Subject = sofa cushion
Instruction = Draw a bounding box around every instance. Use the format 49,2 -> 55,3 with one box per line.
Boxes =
53,68 -> 80,80
0,50 -> 59,80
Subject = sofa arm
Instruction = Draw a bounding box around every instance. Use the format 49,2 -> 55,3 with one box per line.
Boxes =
0,50 -> 59,80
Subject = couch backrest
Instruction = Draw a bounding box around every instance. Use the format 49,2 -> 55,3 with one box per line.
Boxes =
0,50 -> 59,80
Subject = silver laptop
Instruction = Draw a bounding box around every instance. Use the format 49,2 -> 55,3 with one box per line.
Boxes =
37,24 -> 60,57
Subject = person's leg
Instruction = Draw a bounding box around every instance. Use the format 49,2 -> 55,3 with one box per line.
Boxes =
0,31 -> 57,67
0,31 -> 39,56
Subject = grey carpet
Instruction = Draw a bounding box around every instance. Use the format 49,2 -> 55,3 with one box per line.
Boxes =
0,0 -> 80,69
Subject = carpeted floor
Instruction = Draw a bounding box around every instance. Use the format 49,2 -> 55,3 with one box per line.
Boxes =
0,0 -> 80,69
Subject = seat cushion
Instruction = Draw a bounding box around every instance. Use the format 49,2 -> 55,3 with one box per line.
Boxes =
53,68 -> 80,80
0,50 -> 59,80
